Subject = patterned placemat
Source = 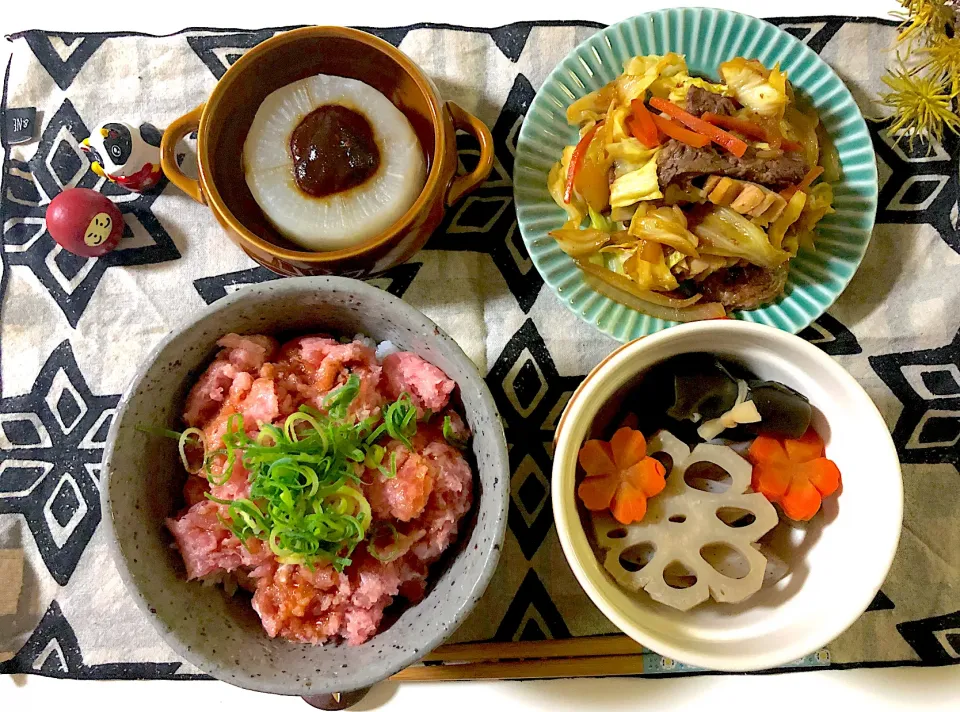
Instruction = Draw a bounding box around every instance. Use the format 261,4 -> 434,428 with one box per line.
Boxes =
1,17 -> 959,681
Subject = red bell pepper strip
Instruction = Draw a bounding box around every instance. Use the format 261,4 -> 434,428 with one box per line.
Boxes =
563,122 -> 602,204
650,114 -> 710,148
629,98 -> 661,148
701,112 -> 803,152
649,97 -> 748,157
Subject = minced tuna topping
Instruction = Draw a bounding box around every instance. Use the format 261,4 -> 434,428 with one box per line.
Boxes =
166,333 -> 473,646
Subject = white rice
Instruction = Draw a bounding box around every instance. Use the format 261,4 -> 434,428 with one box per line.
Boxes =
351,334 -> 400,363
375,340 -> 399,362
352,333 -> 377,350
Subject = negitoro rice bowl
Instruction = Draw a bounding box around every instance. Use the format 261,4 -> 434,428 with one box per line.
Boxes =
161,331 -> 475,646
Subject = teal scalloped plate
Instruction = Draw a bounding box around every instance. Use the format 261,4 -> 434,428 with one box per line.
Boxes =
514,8 -> 878,340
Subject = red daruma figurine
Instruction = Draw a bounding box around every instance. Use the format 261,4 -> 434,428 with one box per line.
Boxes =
46,188 -> 124,257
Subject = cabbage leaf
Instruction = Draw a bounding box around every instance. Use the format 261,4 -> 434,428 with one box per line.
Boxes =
610,150 -> 662,207
548,146 -> 586,227
769,191 -> 807,250
629,206 -> 699,256
567,83 -> 615,124
719,58 -> 788,118
693,206 -> 790,269
667,76 -> 730,106
618,53 -> 691,103
594,243 -> 679,292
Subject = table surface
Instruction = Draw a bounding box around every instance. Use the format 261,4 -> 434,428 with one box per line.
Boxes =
2,0 -> 959,710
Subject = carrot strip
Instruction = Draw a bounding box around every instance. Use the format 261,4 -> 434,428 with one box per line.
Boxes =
781,165 -> 825,200
701,112 -> 767,141
629,99 -> 660,148
701,112 -> 803,152
649,97 -> 748,157
564,122 -> 602,204
796,166 -> 825,192
650,114 -> 710,148
779,137 -> 803,152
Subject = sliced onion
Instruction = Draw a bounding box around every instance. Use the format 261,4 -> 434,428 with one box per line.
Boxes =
551,232 -> 610,257
577,260 -> 703,308
608,230 -> 640,245
582,272 -> 726,323
549,227 -> 610,244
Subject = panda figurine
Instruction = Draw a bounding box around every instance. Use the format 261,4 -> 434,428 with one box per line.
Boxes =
80,121 -> 163,193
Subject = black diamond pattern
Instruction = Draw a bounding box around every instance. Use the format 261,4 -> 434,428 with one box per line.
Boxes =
923,370 -> 960,397
50,480 -> 80,527
488,319 -> 583,559
187,30 -> 275,79
495,569 -> 571,641
869,117 -> 960,254
3,100 -> 180,328
488,24 -> 534,62
0,601 -> 199,679
867,590 -> 896,612
870,329 -> 960,467
22,32 -> 106,90
0,341 -> 118,584
769,18 -> 844,53
897,611 -> 960,663
427,74 -> 542,312
799,313 -> 862,355
517,467 -> 547,513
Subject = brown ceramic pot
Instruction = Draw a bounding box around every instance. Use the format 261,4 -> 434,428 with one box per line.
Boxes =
160,26 -> 493,277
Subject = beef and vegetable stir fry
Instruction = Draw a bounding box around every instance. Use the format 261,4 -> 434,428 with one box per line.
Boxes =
548,54 -> 839,321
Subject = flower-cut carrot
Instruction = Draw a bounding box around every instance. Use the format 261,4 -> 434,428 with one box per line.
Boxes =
564,122 -> 603,204
700,112 -> 803,152
781,166 -> 825,200
630,98 -> 661,148
747,426 -> 841,521
649,97 -> 748,157
577,427 -> 667,525
650,114 -> 710,148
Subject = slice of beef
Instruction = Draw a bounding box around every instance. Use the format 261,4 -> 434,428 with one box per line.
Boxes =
657,139 -> 808,188
685,86 -> 739,117
698,264 -> 788,310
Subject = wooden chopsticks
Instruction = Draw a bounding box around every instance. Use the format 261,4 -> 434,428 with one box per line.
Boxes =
390,634 -> 649,682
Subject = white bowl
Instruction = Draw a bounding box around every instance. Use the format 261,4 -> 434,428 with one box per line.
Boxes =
552,321 -> 902,672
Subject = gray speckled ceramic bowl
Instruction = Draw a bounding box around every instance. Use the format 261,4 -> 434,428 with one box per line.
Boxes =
100,277 -> 509,696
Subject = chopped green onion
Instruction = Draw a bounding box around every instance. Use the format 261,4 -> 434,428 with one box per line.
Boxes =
178,428 -> 207,474
136,424 -> 184,440
367,393 -> 418,449
146,367 -> 460,573
324,374 -> 361,419
366,522 -> 413,563
442,415 -> 468,450
378,451 -> 397,479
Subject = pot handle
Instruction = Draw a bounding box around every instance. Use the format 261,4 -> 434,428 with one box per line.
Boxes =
160,104 -> 205,204
445,101 -> 494,206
